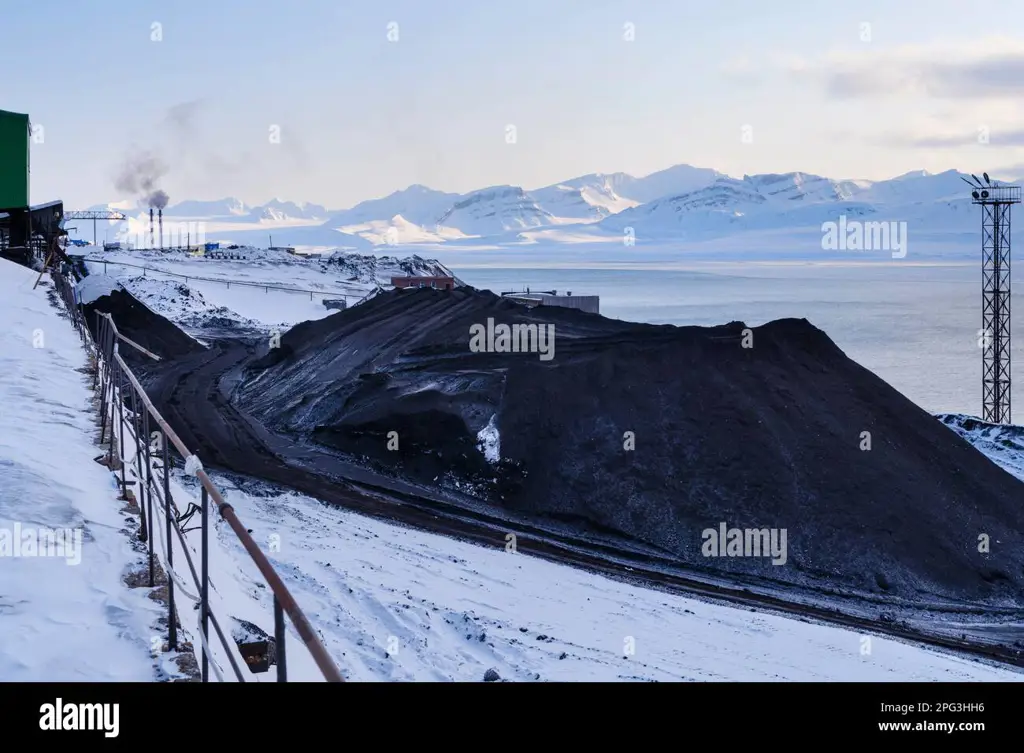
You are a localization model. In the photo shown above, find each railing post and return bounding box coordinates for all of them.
[129,384,148,543]
[117,366,127,494]
[108,357,117,465]
[143,409,155,586]
[98,321,109,443]
[201,486,209,683]
[163,432,177,651]
[274,596,287,682]
[91,312,101,391]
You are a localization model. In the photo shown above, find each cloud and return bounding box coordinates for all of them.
[719,55,769,88]
[991,161,1024,179]
[874,127,1024,149]
[278,124,309,169]
[165,99,204,132]
[789,38,1024,100]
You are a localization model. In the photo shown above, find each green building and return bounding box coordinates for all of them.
[0,109,30,210]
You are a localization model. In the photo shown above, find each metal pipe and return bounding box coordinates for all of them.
[115,332,162,361]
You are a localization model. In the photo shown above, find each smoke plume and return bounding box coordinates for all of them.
[115,151,171,208]
[147,189,170,209]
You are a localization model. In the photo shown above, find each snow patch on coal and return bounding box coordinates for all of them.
[118,276,261,331]
[937,413,1024,482]
[235,286,1024,610]
[82,288,208,366]
[75,274,122,305]
[477,414,501,464]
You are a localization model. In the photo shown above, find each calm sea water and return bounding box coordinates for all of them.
[450,262,1021,418]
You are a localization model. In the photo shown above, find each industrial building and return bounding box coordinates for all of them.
[391,275,456,290]
[0,108,64,268]
[502,289,600,315]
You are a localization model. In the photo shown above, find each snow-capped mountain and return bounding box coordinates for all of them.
[599,176,765,231]
[845,169,968,205]
[324,185,464,229]
[743,172,855,203]
[136,198,328,221]
[436,186,555,235]
[162,198,249,217]
[597,169,983,239]
[610,164,727,204]
[83,164,1000,248]
[248,199,328,222]
[531,174,639,221]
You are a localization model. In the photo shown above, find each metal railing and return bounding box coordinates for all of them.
[51,269,344,682]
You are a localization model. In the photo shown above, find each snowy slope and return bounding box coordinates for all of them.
[5,256,1024,681]
[612,163,726,204]
[163,197,249,218]
[0,259,160,681]
[853,169,966,205]
[531,175,638,222]
[937,414,1024,481]
[599,176,769,237]
[437,186,555,236]
[83,247,459,328]
[329,215,466,245]
[744,172,852,202]
[325,185,464,229]
[170,470,1023,682]
[247,199,329,222]
[596,170,986,242]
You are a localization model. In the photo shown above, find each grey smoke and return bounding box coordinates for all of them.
[115,151,167,195]
[147,189,170,209]
[115,151,171,208]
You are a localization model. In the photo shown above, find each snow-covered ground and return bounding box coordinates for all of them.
[5,254,1022,681]
[79,247,455,329]
[0,260,157,681]
[176,473,1023,682]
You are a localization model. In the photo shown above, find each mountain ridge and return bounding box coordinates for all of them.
[85,164,1006,246]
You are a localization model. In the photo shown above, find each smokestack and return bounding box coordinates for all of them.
[149,207,154,248]
[158,209,163,250]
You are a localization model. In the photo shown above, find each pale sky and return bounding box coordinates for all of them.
[6,0,1024,210]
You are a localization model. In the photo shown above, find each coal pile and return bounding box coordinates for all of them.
[236,287,1024,608]
[83,289,206,367]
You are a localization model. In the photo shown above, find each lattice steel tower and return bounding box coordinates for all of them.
[965,174,1020,424]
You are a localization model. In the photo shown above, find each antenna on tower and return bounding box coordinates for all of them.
[970,175,1021,424]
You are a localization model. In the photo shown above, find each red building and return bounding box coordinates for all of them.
[391,275,455,290]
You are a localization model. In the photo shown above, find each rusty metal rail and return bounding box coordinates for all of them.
[52,269,344,682]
